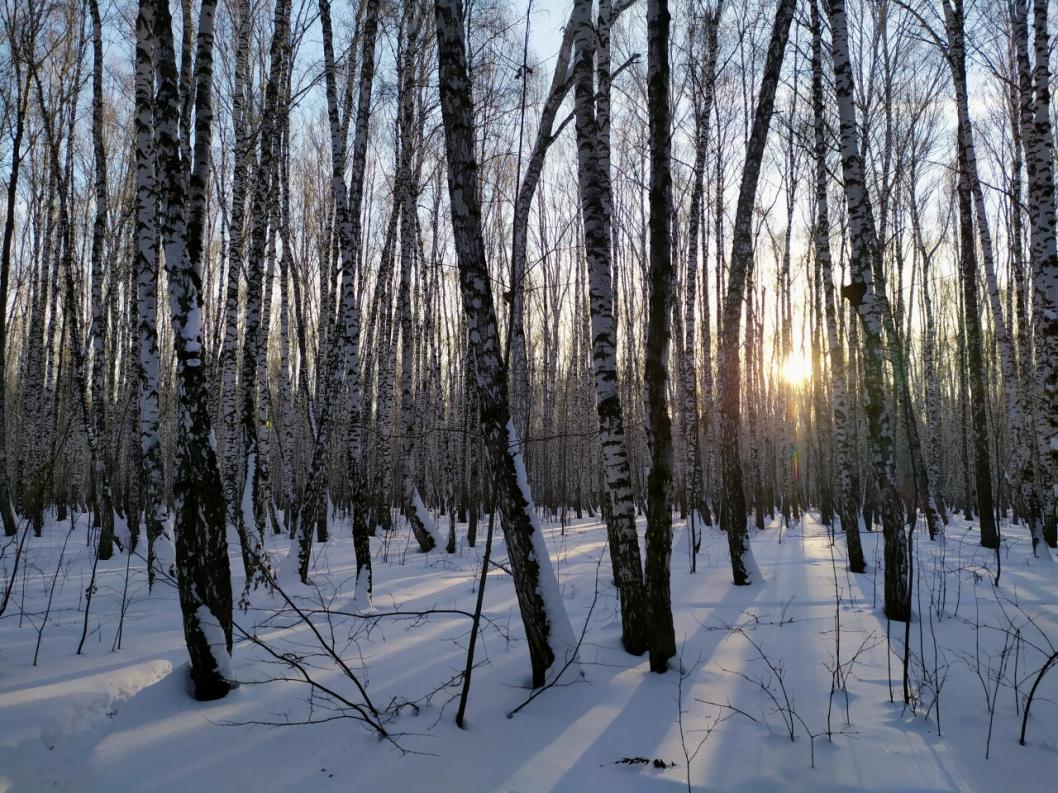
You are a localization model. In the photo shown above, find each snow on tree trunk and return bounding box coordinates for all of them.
[151,0,235,700]
[434,0,577,688]
[235,0,290,591]
[397,7,441,554]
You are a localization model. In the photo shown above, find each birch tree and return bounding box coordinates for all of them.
[434,0,576,688]
[810,0,864,572]
[827,0,911,621]
[570,0,648,657]
[642,0,677,673]
[151,0,234,700]
[133,0,166,587]
[717,0,796,586]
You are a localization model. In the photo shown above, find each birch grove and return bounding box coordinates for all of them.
[3,0,1058,704]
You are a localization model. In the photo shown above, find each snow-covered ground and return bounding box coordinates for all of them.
[2,509,1056,792]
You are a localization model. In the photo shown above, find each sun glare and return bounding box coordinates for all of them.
[780,350,812,386]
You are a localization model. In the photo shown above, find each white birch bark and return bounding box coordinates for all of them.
[434,0,576,687]
[810,0,864,571]
[570,0,649,656]
[134,2,167,587]
[151,0,235,699]
[827,0,910,620]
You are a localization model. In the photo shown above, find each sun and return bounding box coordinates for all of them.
[780,349,812,386]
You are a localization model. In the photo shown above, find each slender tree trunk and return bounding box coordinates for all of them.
[397,7,440,553]
[810,0,864,571]
[434,0,577,688]
[89,0,114,560]
[134,3,166,588]
[151,0,235,700]
[642,0,678,673]
[681,2,722,553]
[570,0,648,656]
[219,0,252,568]
[0,25,29,538]
[718,0,796,585]
[292,0,379,592]
[828,0,910,621]
[237,0,291,589]
[941,1,999,549]
[1028,0,1058,545]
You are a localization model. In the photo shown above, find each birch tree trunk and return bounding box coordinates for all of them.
[681,2,722,557]
[940,0,1000,549]
[151,0,235,700]
[89,0,114,560]
[810,0,864,572]
[717,0,796,585]
[1028,0,1058,546]
[570,0,648,657]
[290,0,379,591]
[134,2,167,588]
[827,0,910,621]
[0,12,31,537]
[908,157,946,541]
[219,0,251,561]
[434,0,577,688]
[237,0,291,589]
[397,6,441,553]
[642,0,678,673]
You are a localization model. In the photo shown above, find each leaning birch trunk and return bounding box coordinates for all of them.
[810,0,864,572]
[717,0,796,585]
[151,0,235,700]
[508,0,637,440]
[570,0,648,656]
[434,0,577,688]
[509,21,575,439]
[828,0,910,621]
[134,4,167,588]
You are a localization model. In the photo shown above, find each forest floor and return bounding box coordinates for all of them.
[2,506,1057,792]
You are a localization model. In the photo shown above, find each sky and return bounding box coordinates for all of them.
[520,0,574,72]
